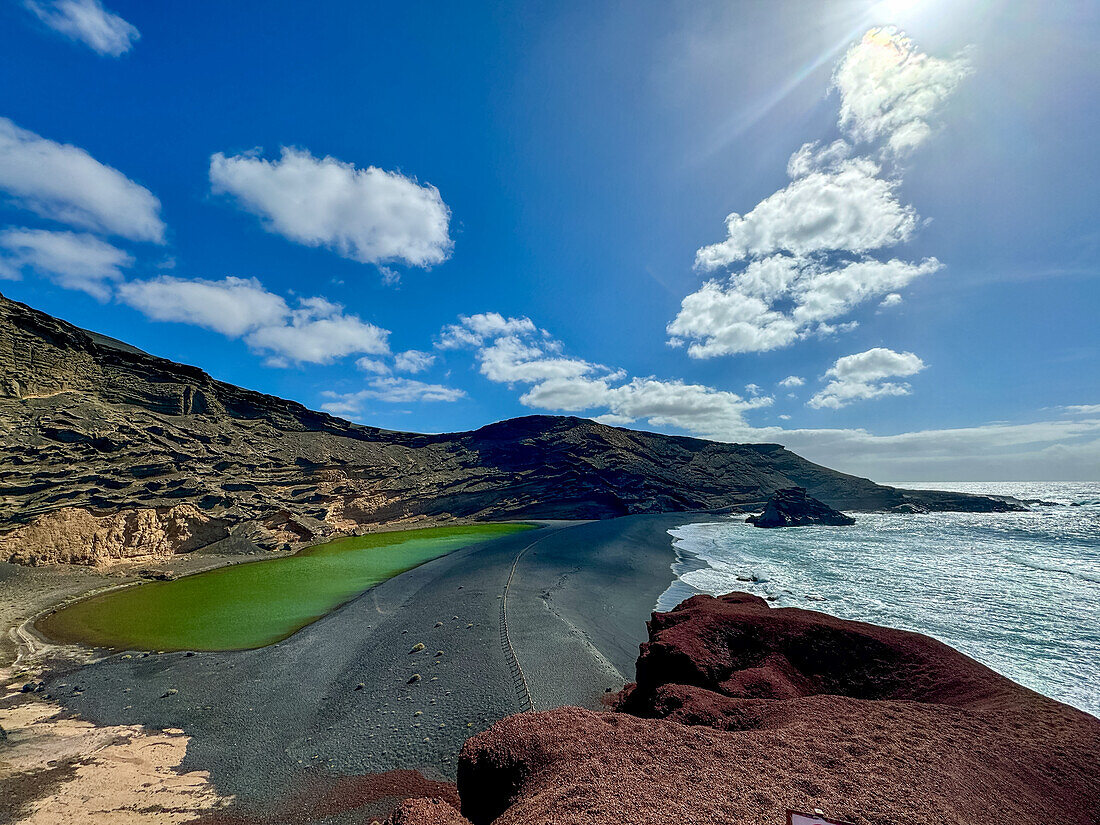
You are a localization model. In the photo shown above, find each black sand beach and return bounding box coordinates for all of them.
[42,513,709,813]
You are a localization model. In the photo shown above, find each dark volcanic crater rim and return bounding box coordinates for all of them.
[0,290,1021,566]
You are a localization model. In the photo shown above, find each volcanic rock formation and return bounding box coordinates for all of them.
[416,593,1099,825]
[0,292,1019,565]
[746,486,857,528]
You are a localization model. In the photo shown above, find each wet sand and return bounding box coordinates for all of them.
[4,514,704,822]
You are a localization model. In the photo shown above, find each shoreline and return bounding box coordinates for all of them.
[0,550,302,683]
[655,520,724,612]
[2,508,1096,823]
[1,513,697,822]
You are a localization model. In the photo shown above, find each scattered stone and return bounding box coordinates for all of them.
[408,674,422,684]
[411,642,425,653]
[161,688,178,698]
[355,682,365,690]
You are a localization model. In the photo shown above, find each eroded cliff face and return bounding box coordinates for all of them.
[0,292,1020,566]
[0,505,231,566]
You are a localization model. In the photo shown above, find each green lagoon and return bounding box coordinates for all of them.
[38,522,535,652]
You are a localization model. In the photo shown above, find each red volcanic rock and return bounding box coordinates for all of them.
[453,593,1100,825]
[388,797,471,825]
[197,769,461,825]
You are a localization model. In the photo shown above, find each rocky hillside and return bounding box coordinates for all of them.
[0,292,1016,565]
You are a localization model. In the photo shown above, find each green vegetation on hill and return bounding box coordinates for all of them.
[38,523,535,651]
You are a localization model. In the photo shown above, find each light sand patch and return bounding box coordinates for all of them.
[0,695,231,824]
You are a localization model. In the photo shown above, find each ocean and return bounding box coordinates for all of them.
[658,481,1100,717]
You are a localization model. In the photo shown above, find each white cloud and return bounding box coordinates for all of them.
[694,159,916,269]
[778,375,804,388]
[209,148,452,268]
[318,394,366,418]
[443,312,1098,480]
[0,228,130,299]
[477,335,599,385]
[591,413,635,427]
[518,374,772,439]
[320,378,465,415]
[879,292,903,307]
[25,0,139,57]
[0,118,164,242]
[518,375,612,412]
[437,313,538,349]
[364,377,465,403]
[355,357,391,375]
[744,383,762,396]
[669,256,939,357]
[786,140,851,179]
[833,27,971,155]
[243,297,389,365]
[771,417,1100,482]
[394,349,435,373]
[667,277,800,356]
[790,257,939,325]
[118,275,389,365]
[677,28,970,361]
[808,347,925,409]
[442,311,770,440]
[117,275,288,337]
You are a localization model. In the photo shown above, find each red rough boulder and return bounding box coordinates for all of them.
[450,592,1100,825]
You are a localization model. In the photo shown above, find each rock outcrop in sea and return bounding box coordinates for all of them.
[395,593,1100,825]
[746,486,856,527]
[0,292,1020,566]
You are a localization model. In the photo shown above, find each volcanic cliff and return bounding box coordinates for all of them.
[0,292,1016,565]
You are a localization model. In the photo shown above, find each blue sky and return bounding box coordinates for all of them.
[1,0,1097,480]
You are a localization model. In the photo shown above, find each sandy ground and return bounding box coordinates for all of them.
[0,514,706,823]
[0,692,231,824]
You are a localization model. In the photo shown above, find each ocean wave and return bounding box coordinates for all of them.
[1007,554,1100,584]
[659,490,1100,717]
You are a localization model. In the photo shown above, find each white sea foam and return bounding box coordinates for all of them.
[659,482,1100,717]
